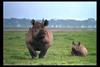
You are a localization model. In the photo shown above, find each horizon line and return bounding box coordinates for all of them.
[3,17,96,21]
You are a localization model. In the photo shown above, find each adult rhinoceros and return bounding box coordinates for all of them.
[25,19,53,59]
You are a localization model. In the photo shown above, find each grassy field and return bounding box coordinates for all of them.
[3,30,96,65]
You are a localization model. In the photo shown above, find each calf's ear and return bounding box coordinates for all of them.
[44,19,48,26]
[72,41,75,45]
[31,19,35,25]
[78,42,80,46]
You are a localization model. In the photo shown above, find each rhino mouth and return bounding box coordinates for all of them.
[38,35,45,39]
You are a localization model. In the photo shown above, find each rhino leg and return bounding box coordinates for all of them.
[27,43,37,59]
[28,48,37,59]
[39,45,48,58]
[39,48,47,58]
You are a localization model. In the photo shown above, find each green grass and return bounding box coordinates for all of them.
[3,30,96,65]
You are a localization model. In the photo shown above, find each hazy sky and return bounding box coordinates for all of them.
[3,2,96,20]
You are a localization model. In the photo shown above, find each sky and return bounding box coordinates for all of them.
[3,2,97,20]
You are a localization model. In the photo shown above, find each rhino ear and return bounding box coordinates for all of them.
[78,42,80,46]
[72,41,75,45]
[31,19,35,25]
[44,19,48,26]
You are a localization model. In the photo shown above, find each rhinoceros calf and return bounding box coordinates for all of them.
[71,41,88,56]
[25,19,53,59]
